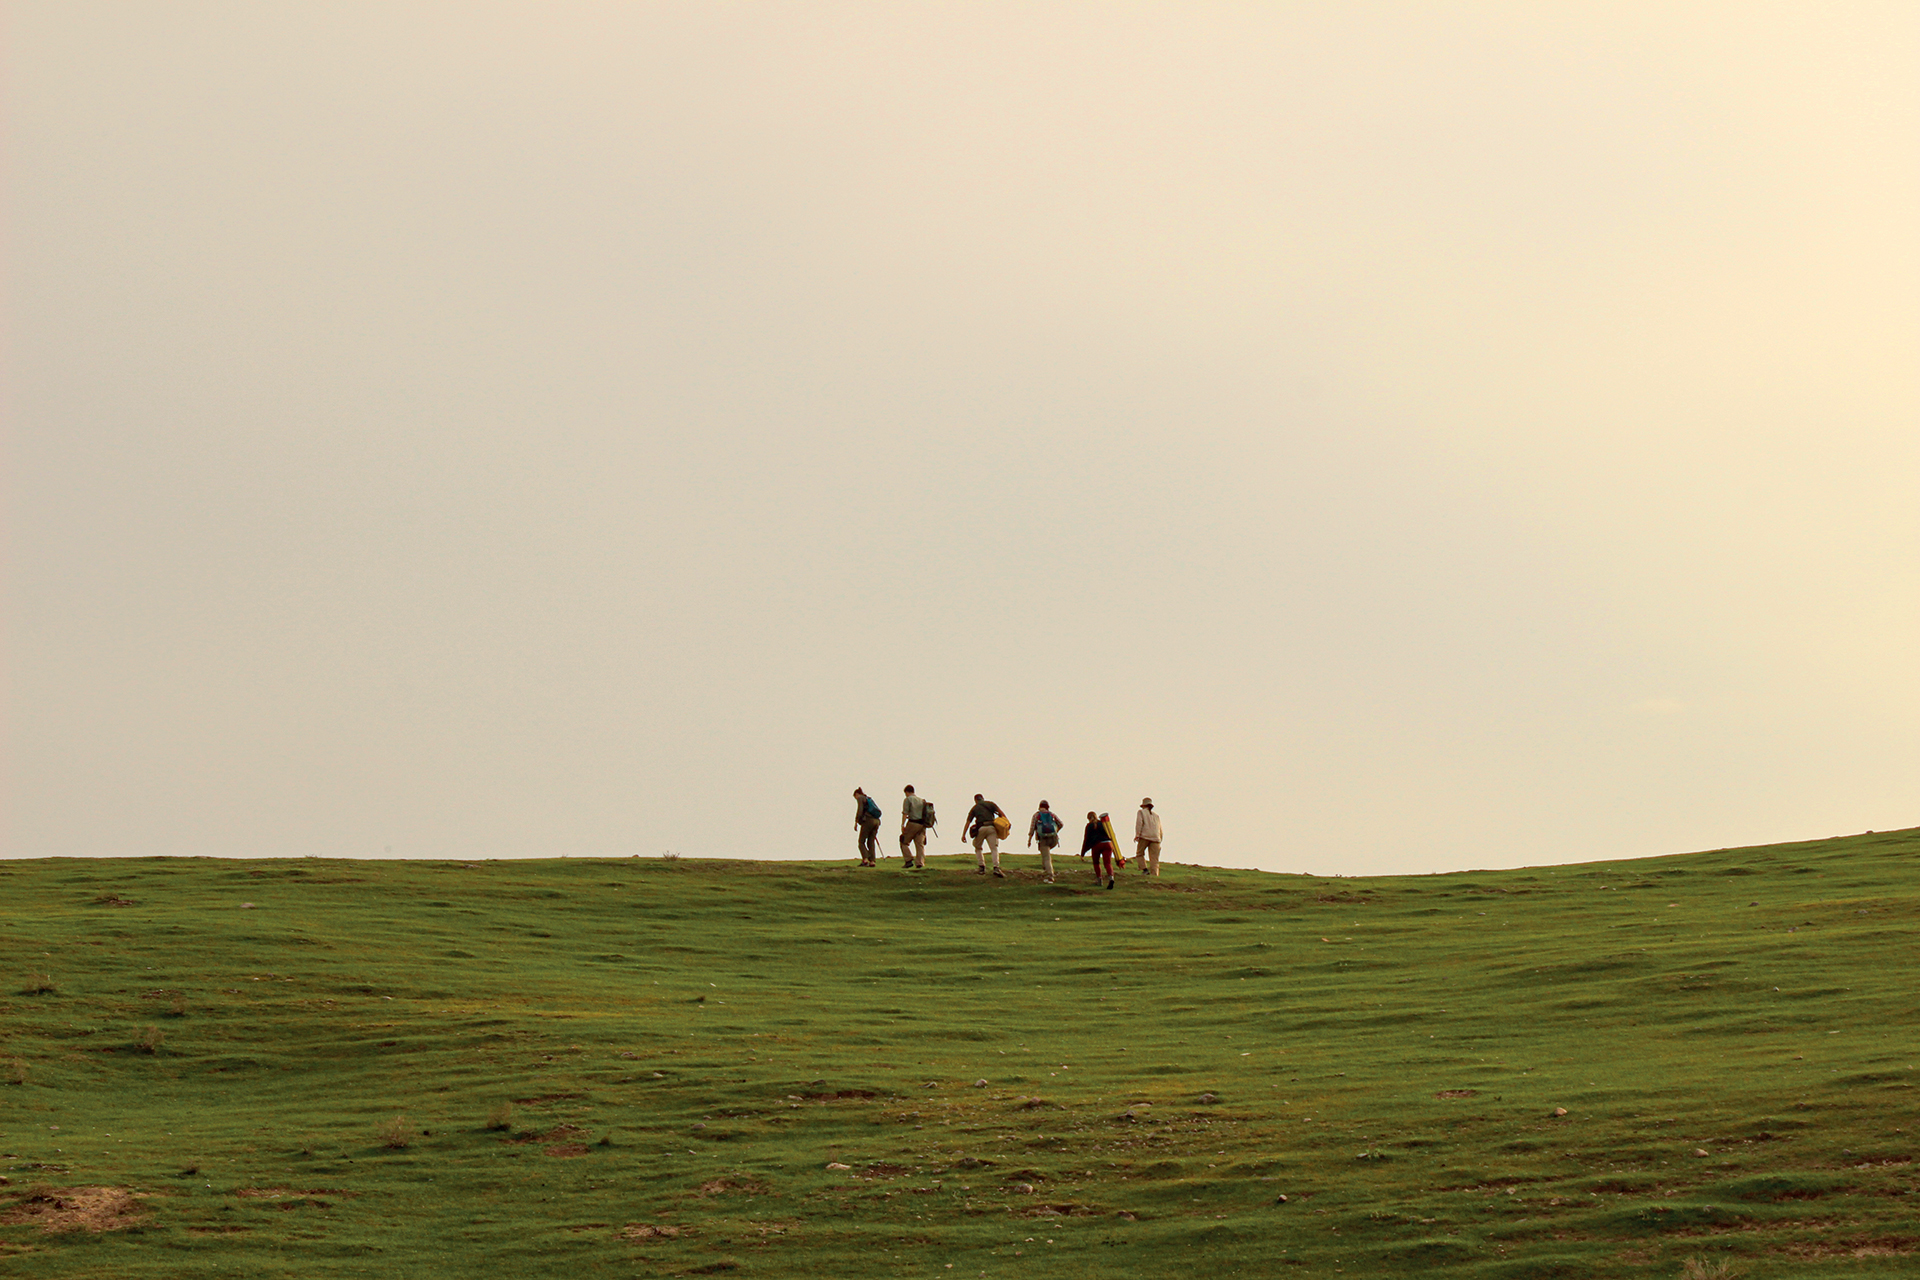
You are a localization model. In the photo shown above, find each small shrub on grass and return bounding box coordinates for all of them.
[484,1102,514,1131]
[5,1061,26,1086]
[1681,1257,1746,1280]
[135,1026,164,1055]
[166,993,186,1017]
[375,1115,414,1149]
[21,974,56,996]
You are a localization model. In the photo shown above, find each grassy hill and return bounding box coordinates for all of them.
[2,830,1916,1278]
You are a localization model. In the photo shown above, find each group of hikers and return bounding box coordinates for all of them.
[850,785,1165,889]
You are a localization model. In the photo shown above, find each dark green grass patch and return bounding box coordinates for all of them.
[2,833,1918,1276]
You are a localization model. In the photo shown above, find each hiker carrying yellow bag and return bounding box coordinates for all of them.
[965,794,1010,878]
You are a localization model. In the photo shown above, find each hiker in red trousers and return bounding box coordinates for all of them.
[1082,811,1116,889]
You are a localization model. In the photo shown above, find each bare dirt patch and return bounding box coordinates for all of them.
[860,1163,911,1178]
[531,1122,591,1157]
[1435,1089,1480,1099]
[1,1186,147,1233]
[621,1223,684,1239]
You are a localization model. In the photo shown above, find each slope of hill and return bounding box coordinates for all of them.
[2,831,1916,1277]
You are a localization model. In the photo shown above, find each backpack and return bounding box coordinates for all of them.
[920,800,937,828]
[1035,811,1059,836]
[861,795,882,821]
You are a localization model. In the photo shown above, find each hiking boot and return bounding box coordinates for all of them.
[1106,878,1116,890]
[992,867,1005,878]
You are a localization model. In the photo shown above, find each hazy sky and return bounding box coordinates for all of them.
[7,4,1916,873]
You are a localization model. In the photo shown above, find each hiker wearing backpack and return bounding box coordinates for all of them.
[964,794,1009,878]
[1027,801,1063,882]
[852,788,883,866]
[1082,811,1116,889]
[1134,798,1164,876]
[899,786,933,870]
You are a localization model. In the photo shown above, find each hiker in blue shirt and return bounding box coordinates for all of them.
[852,788,883,866]
[1027,800,1063,883]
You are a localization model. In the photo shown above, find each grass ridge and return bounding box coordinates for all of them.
[1,830,1916,1275]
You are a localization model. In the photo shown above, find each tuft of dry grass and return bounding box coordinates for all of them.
[20,974,56,996]
[4,1061,26,1086]
[484,1102,514,1131]
[1681,1257,1746,1280]
[167,993,187,1017]
[135,1026,164,1055]
[374,1115,415,1149]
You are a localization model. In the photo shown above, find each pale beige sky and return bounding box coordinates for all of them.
[7,4,1916,872]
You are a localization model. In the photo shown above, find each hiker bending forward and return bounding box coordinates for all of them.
[1083,811,1116,888]
[965,794,1008,877]
[853,788,882,866]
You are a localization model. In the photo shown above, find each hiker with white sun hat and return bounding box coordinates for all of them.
[1134,798,1163,876]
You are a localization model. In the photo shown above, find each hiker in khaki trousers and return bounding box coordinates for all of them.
[965,794,1008,878]
[899,785,931,869]
[1134,798,1163,876]
[1027,800,1063,883]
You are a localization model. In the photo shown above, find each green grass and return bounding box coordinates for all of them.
[2,831,1917,1277]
